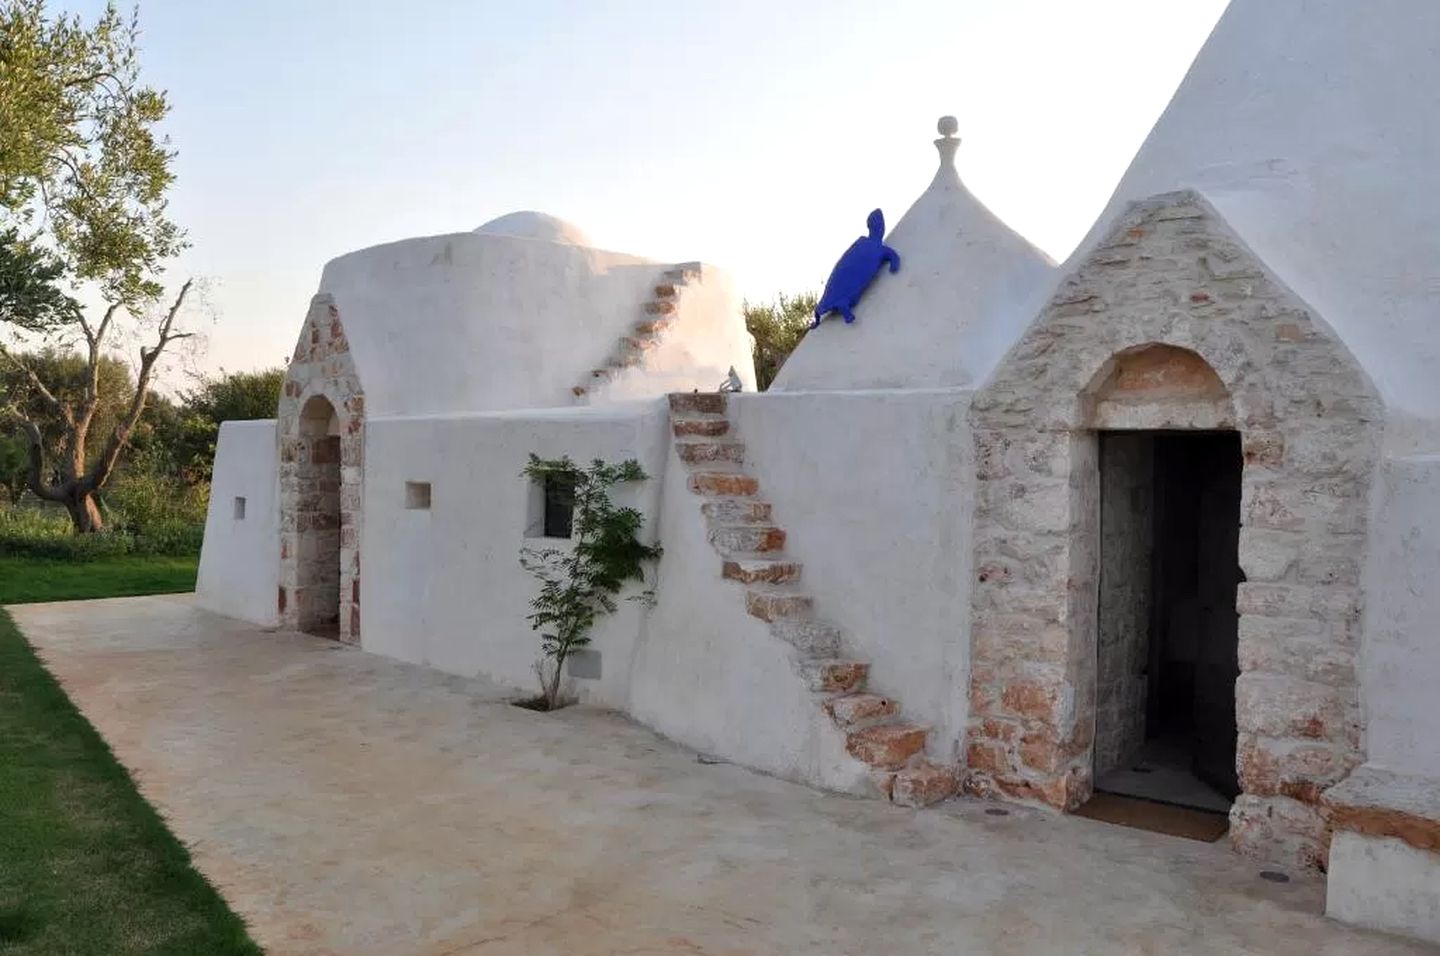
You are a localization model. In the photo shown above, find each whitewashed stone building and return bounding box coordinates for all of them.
[198,0,1440,944]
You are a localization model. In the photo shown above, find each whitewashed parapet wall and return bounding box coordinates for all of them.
[358,401,669,708]
[195,420,279,626]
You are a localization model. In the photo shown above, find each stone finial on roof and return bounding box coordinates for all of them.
[935,115,960,168]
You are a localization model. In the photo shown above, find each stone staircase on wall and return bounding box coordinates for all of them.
[667,391,959,808]
[572,264,703,405]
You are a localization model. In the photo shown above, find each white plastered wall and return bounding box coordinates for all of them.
[1358,456,1440,780]
[625,434,873,793]
[319,233,748,415]
[195,420,280,627]
[319,233,653,416]
[725,388,976,759]
[592,266,756,402]
[1328,833,1440,945]
[358,401,669,707]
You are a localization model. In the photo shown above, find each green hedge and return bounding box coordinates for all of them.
[0,506,203,561]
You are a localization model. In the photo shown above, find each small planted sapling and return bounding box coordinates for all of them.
[519,455,662,710]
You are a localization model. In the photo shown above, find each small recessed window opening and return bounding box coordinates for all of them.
[233,496,247,520]
[542,472,576,539]
[405,481,432,510]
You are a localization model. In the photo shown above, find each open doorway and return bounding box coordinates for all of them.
[295,395,342,639]
[1092,430,1242,816]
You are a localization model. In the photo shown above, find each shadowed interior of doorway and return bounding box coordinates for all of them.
[1091,430,1242,821]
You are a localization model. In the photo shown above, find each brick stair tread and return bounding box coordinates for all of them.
[890,759,960,808]
[823,692,900,727]
[700,498,772,522]
[845,722,929,771]
[798,658,870,692]
[767,617,837,654]
[687,464,748,479]
[675,436,742,446]
[720,551,794,563]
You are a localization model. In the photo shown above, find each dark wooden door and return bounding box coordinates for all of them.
[1191,433,1242,798]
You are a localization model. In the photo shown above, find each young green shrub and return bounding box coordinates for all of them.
[519,455,662,711]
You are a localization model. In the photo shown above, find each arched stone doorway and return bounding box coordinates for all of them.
[278,294,365,643]
[291,395,342,637]
[963,191,1383,868]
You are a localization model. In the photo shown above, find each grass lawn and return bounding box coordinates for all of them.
[0,554,198,606]
[0,557,259,954]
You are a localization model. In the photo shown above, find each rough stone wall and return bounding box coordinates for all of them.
[965,190,1383,869]
[1094,434,1153,777]
[278,295,365,644]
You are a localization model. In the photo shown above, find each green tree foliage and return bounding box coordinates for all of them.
[519,455,662,710]
[0,0,183,310]
[133,367,283,484]
[0,346,134,470]
[0,227,76,330]
[744,290,816,391]
[0,431,24,502]
[0,1,192,532]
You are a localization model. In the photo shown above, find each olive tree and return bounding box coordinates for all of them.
[0,1,193,532]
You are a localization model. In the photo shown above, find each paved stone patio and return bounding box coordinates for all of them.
[9,595,1431,955]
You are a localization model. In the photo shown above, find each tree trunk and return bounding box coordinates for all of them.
[545,653,565,711]
[65,493,104,534]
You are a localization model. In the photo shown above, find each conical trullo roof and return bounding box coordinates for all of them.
[1060,0,1440,423]
[772,118,1054,392]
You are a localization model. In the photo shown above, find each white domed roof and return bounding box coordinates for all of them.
[473,211,593,246]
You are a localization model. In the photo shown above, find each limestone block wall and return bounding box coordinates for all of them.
[1094,433,1152,776]
[965,190,1383,869]
[277,295,365,643]
[195,420,280,627]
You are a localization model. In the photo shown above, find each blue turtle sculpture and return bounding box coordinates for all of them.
[812,208,900,327]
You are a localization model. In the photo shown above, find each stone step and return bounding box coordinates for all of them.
[621,334,661,353]
[687,471,758,496]
[677,439,744,465]
[672,415,729,438]
[799,658,869,693]
[710,524,785,554]
[571,385,588,398]
[722,555,801,585]
[769,618,841,656]
[890,759,959,808]
[666,262,702,281]
[633,317,674,336]
[846,723,929,771]
[700,497,770,523]
[823,693,899,727]
[654,282,678,299]
[644,299,678,316]
[669,392,726,415]
[744,587,813,622]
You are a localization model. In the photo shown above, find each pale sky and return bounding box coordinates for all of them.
[64,0,1229,381]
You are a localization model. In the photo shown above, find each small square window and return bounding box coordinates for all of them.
[405,481,432,510]
[542,473,576,538]
[233,496,247,520]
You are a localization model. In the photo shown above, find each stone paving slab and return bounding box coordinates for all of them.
[9,595,1432,955]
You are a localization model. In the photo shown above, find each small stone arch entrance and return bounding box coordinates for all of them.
[278,294,365,643]
[963,191,1383,867]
